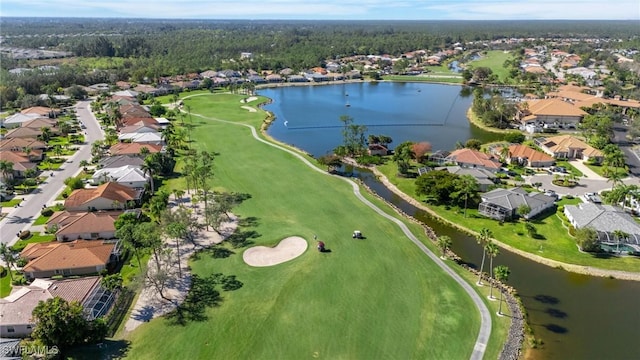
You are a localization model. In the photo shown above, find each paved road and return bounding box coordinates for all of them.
[0,100,103,246]
[187,102,492,360]
[612,124,640,177]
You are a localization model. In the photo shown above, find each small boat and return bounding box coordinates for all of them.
[345,102,351,107]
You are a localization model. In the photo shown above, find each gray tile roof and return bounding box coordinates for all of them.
[481,187,555,211]
[435,166,495,186]
[564,203,640,237]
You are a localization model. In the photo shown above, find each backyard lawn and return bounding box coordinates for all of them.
[125,93,505,359]
[377,162,640,272]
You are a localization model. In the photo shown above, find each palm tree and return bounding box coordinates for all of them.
[0,243,15,281]
[476,228,492,286]
[612,229,628,253]
[437,235,452,260]
[0,160,14,182]
[79,160,89,172]
[455,175,478,218]
[499,146,511,164]
[23,146,32,161]
[141,161,157,195]
[39,127,52,143]
[486,242,500,300]
[607,170,625,189]
[494,265,511,316]
[139,146,151,158]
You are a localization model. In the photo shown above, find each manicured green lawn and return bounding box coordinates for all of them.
[377,162,640,272]
[468,50,513,82]
[1,198,22,207]
[33,214,51,225]
[10,232,56,252]
[0,272,11,297]
[585,163,628,178]
[125,93,496,359]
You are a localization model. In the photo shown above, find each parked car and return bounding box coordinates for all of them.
[544,190,559,200]
[585,192,602,204]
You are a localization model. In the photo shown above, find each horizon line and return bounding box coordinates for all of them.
[1,16,639,21]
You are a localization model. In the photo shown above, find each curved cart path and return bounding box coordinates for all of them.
[182,94,491,360]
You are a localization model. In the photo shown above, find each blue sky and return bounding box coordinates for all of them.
[2,0,639,20]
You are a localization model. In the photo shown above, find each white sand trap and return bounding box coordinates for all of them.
[241,105,257,112]
[243,236,308,267]
[242,96,258,103]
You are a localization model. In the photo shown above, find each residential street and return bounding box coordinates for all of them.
[612,124,640,177]
[0,100,103,246]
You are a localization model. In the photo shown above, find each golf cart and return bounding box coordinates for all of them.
[352,230,363,239]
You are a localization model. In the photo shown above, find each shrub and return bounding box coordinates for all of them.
[0,266,6,277]
[62,192,69,199]
[16,257,28,267]
[41,208,54,217]
[11,275,27,285]
[19,230,31,240]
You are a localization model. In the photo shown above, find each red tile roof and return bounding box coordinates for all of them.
[47,210,123,237]
[109,142,162,156]
[505,144,554,163]
[446,148,502,170]
[65,182,138,209]
[21,240,115,273]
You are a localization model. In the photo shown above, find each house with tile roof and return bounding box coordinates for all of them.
[478,187,556,221]
[119,117,159,128]
[20,240,119,279]
[4,126,45,139]
[564,203,640,246]
[98,155,145,169]
[445,148,502,172]
[117,131,164,145]
[0,151,37,180]
[518,98,587,132]
[0,277,114,337]
[0,138,47,161]
[92,165,150,188]
[434,166,497,192]
[21,118,57,130]
[20,106,58,117]
[494,144,555,167]
[536,135,603,162]
[1,113,42,128]
[46,210,123,241]
[64,182,141,211]
[109,142,163,156]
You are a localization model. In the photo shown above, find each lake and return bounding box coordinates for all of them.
[262,81,500,157]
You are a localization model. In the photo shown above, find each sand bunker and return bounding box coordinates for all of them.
[241,105,257,112]
[242,96,258,103]
[243,236,308,267]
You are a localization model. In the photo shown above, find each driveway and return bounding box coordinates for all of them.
[525,173,640,197]
[0,100,104,246]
